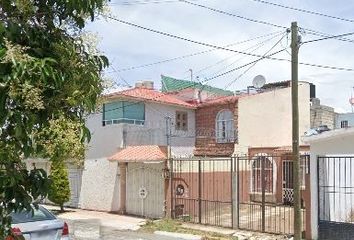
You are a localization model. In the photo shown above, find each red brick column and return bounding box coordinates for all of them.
[304,173,312,239]
[119,162,127,214]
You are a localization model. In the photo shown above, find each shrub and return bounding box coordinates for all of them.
[48,161,70,212]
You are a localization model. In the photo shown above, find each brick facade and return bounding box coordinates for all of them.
[194,99,238,157]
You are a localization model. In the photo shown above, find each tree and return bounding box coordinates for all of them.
[0,0,109,237]
[48,160,70,212]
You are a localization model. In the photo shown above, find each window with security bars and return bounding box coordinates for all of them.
[341,120,349,128]
[215,110,235,143]
[252,157,273,193]
[175,111,188,131]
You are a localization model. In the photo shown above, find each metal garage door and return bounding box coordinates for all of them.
[66,168,82,208]
[126,163,165,218]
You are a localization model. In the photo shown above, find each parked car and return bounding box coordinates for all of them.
[7,205,69,240]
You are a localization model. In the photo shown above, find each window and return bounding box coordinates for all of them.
[102,101,145,126]
[176,111,188,131]
[251,156,274,193]
[341,120,349,128]
[215,110,235,143]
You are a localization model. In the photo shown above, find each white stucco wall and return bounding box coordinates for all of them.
[80,101,196,212]
[86,113,124,159]
[235,83,311,154]
[79,158,120,211]
[304,128,354,239]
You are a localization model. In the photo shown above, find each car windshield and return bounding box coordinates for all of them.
[11,206,56,224]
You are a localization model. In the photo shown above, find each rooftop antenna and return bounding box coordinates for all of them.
[350,86,354,112]
[189,69,193,81]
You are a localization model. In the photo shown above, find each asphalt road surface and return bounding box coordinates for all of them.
[68,221,182,240]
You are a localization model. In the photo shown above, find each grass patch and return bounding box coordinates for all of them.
[140,218,237,240]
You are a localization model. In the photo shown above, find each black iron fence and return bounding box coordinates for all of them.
[236,154,308,235]
[171,157,233,227]
[171,154,309,235]
[318,156,354,240]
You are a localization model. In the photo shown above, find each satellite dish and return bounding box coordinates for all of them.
[253,75,266,88]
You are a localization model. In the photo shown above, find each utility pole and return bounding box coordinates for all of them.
[165,116,173,217]
[291,21,301,240]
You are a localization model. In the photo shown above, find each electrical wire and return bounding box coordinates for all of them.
[101,48,287,114]
[249,0,354,24]
[206,32,282,77]
[116,30,284,72]
[224,32,288,89]
[179,0,354,44]
[302,31,354,44]
[104,14,354,72]
[193,32,284,77]
[108,0,197,6]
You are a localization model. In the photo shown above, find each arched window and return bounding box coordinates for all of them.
[215,110,235,143]
[251,155,276,193]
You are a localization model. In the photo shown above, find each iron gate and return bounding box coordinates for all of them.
[318,156,354,240]
[236,154,308,235]
[171,158,233,227]
[171,155,308,235]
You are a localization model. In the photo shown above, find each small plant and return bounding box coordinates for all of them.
[48,160,70,212]
[347,209,354,222]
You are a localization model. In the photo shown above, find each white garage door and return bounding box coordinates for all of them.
[126,163,165,218]
[65,168,82,208]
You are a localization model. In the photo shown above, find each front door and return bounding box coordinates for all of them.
[126,163,165,218]
[282,160,294,205]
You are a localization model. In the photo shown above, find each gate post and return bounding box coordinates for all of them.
[232,156,239,229]
[198,159,202,224]
[118,162,127,214]
[261,157,266,232]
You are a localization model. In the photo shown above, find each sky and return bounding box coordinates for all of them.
[86,0,354,113]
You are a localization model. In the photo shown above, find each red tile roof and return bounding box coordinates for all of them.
[108,145,167,162]
[198,96,239,107]
[105,87,196,109]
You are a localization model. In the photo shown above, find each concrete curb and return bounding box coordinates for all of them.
[154,231,202,240]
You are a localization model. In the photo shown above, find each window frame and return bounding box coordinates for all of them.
[102,100,145,126]
[215,109,235,143]
[175,111,188,131]
[250,154,277,194]
[341,120,349,128]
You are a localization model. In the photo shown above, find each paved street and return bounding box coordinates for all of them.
[69,223,181,240]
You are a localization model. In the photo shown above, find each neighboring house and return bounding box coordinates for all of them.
[25,159,83,208]
[194,96,238,157]
[79,81,196,216]
[161,75,234,103]
[235,81,313,205]
[310,98,336,130]
[335,112,354,129]
[304,128,354,240]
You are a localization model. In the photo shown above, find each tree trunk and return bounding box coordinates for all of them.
[60,204,64,213]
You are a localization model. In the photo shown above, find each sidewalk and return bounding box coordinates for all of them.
[44,205,146,231]
[44,205,290,240]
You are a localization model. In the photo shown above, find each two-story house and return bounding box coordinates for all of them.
[79,81,197,217]
[335,112,354,129]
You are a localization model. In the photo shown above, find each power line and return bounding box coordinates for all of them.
[108,0,196,6]
[302,31,354,44]
[205,32,283,78]
[104,14,354,72]
[249,0,354,24]
[179,0,354,44]
[193,32,283,77]
[101,48,288,114]
[224,32,288,89]
[179,0,286,29]
[116,30,284,72]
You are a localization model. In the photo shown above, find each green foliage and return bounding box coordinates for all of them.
[48,161,70,212]
[0,0,109,237]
